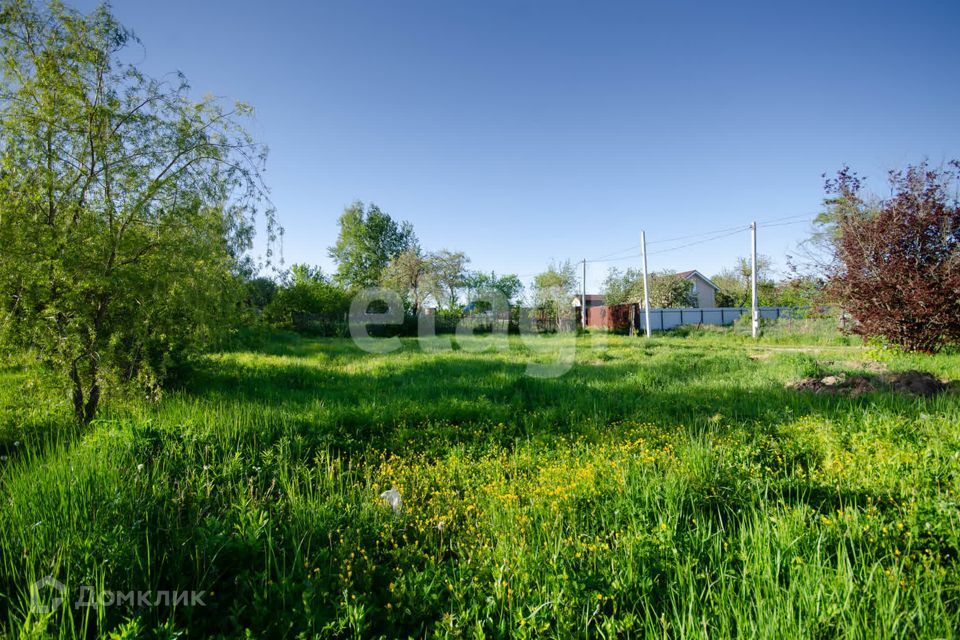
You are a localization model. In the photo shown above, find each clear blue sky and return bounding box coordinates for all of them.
[77,0,960,292]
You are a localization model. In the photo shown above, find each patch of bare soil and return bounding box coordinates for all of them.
[788,370,948,397]
[789,373,877,396]
[886,371,948,396]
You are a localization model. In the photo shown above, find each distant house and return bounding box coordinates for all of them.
[674,270,720,308]
[571,294,606,310]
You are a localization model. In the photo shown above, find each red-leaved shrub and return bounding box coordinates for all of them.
[827,161,960,353]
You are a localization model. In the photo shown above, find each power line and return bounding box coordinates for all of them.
[585,253,643,264]
[583,213,815,264]
[647,227,748,256]
[591,243,642,261]
[757,219,811,229]
[588,224,743,261]
[513,212,816,280]
[646,223,748,245]
[585,226,749,264]
[757,212,816,224]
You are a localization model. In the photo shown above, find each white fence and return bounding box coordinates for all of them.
[638,306,797,331]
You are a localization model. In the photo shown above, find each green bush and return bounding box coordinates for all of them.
[262,280,349,335]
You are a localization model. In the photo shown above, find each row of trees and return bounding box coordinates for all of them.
[330,202,525,312]
[379,248,523,316]
[248,201,526,333]
[329,201,525,311]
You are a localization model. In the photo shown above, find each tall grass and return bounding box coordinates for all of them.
[0,332,958,637]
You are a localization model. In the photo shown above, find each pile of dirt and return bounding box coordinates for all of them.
[886,371,948,396]
[789,373,877,396]
[788,370,948,397]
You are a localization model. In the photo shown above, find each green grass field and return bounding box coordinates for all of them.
[1,330,959,638]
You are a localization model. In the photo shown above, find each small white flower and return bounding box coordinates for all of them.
[13,441,19,447]
[0,455,7,462]
[202,465,210,472]
[435,520,446,532]
[136,463,145,472]
[380,488,402,515]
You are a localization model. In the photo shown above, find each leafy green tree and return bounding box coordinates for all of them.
[380,247,433,316]
[464,271,524,309]
[490,273,523,306]
[262,265,347,332]
[601,267,644,305]
[603,268,696,307]
[0,1,275,423]
[712,256,776,307]
[647,271,697,308]
[775,276,823,308]
[328,202,416,290]
[790,167,879,278]
[532,260,578,331]
[285,263,327,286]
[244,276,278,310]
[430,249,470,311]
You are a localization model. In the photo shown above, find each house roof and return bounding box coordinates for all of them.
[674,270,720,291]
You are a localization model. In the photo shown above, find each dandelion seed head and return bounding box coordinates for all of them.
[380,487,402,514]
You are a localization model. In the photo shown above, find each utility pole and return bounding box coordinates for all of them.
[750,221,759,339]
[641,231,652,338]
[581,259,587,330]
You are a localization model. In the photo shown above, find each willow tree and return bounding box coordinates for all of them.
[0,1,276,423]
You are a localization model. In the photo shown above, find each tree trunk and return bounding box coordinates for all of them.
[69,359,100,425]
[84,378,100,425]
[69,362,85,424]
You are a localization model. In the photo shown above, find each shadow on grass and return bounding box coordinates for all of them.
[167,337,944,458]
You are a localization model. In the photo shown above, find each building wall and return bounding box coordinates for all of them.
[586,304,633,332]
[688,274,716,308]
